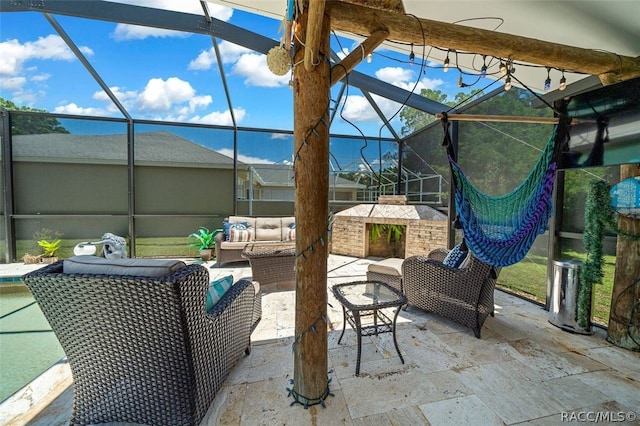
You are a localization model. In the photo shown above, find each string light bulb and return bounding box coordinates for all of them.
[499,61,507,76]
[443,51,450,72]
[559,70,567,91]
[409,44,415,65]
[544,67,551,91]
[480,55,487,77]
[504,75,512,91]
[366,53,372,63]
[457,72,464,88]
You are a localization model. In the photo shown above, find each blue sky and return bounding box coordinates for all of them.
[0,0,471,164]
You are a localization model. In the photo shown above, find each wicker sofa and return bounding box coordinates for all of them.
[23,257,260,426]
[215,215,295,266]
[402,248,499,338]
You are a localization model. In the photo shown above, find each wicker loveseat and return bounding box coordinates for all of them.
[215,215,295,266]
[402,248,499,338]
[23,257,259,426]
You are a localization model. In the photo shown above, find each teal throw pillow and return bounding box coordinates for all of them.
[206,274,234,311]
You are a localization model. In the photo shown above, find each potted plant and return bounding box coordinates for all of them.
[188,227,222,261]
[38,239,61,264]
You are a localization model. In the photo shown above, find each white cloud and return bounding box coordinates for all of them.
[375,67,413,85]
[270,133,291,140]
[232,53,290,88]
[31,73,51,82]
[137,77,196,111]
[190,43,289,88]
[111,25,191,41]
[374,66,444,93]
[337,47,349,60]
[0,76,26,91]
[188,49,217,71]
[216,147,273,164]
[175,95,213,116]
[0,35,93,76]
[189,107,246,126]
[109,1,232,41]
[93,86,138,104]
[89,80,215,120]
[339,95,379,122]
[52,103,108,116]
[188,41,252,70]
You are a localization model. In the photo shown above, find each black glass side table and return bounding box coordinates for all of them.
[332,280,407,375]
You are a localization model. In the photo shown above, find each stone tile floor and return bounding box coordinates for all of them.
[3,255,639,425]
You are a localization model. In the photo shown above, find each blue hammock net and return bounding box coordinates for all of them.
[449,125,559,267]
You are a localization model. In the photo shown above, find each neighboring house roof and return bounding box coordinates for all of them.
[248,164,365,189]
[12,131,239,168]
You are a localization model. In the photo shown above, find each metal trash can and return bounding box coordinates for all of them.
[549,259,592,334]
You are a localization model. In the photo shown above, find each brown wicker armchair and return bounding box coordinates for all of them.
[402,248,499,338]
[23,260,258,426]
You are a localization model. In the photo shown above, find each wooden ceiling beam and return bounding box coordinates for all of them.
[304,0,327,71]
[326,2,640,84]
[330,29,389,86]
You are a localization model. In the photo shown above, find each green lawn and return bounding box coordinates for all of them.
[497,251,615,327]
[16,237,202,260]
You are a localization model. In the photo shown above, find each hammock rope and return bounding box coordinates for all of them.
[443,113,570,267]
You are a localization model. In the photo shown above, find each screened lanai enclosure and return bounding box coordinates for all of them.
[1,0,640,408]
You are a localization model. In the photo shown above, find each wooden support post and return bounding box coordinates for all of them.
[292,8,331,404]
[303,0,326,72]
[607,163,640,351]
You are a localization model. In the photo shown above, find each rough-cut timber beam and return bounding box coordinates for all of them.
[434,113,582,125]
[304,0,326,71]
[338,0,405,14]
[330,29,389,86]
[326,2,640,84]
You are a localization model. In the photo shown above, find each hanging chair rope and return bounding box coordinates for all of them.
[442,113,570,267]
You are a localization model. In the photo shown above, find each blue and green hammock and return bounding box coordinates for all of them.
[443,114,570,267]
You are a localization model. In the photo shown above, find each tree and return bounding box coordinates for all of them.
[0,98,69,135]
[400,87,555,196]
[398,89,482,135]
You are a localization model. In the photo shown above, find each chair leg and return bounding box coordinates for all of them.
[473,328,481,339]
[245,344,251,355]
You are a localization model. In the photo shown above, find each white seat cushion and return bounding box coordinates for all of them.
[367,258,403,277]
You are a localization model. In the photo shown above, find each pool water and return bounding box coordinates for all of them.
[0,281,65,402]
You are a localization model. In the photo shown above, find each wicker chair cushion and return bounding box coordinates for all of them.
[442,243,468,268]
[63,255,186,277]
[255,217,283,241]
[367,258,403,277]
[206,274,234,311]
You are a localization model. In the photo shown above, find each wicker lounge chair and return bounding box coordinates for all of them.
[23,259,258,426]
[402,248,499,338]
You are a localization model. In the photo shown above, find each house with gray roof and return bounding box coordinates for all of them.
[12,131,237,168]
[241,163,365,202]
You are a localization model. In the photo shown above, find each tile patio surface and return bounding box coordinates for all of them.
[4,255,640,425]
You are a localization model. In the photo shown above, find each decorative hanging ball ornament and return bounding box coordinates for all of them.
[267,45,291,76]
